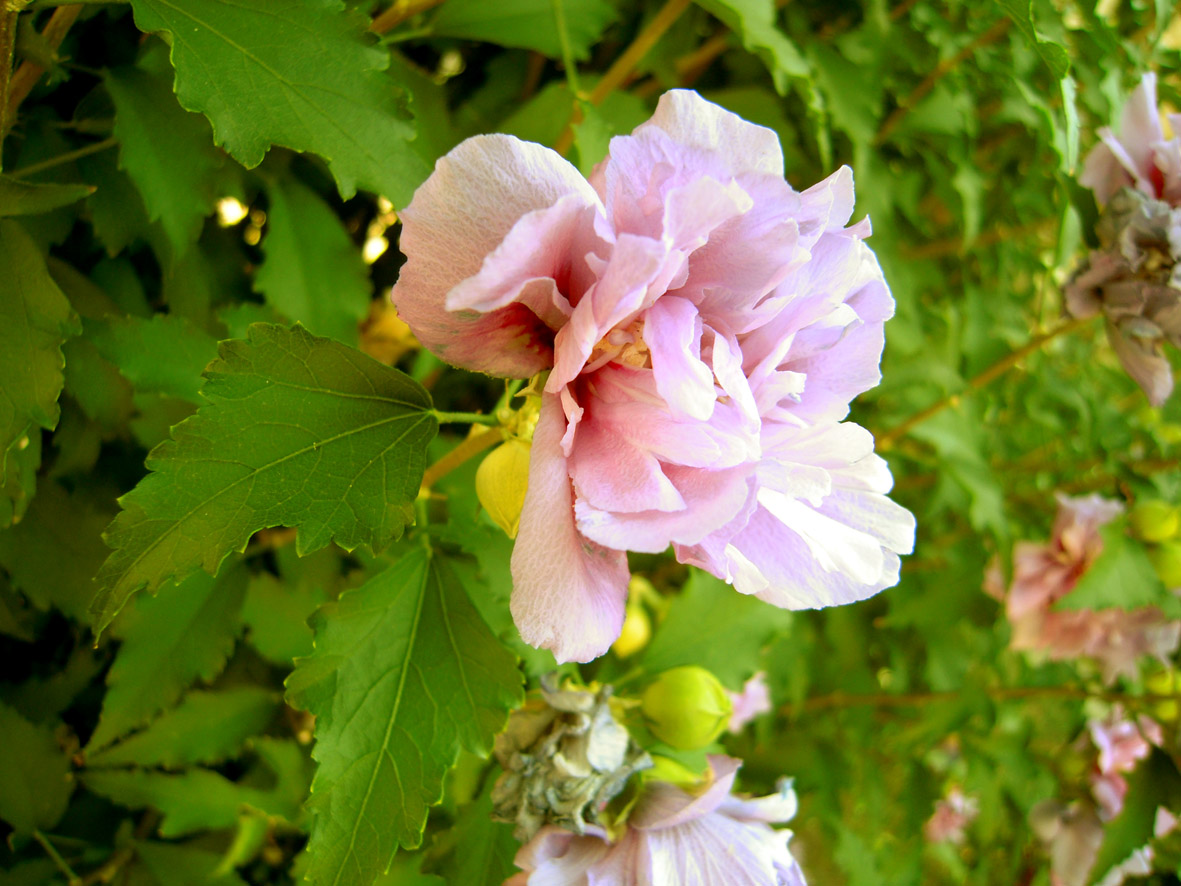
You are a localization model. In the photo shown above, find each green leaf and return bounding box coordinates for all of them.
[241,571,326,665]
[0,430,40,530]
[255,176,371,345]
[0,175,93,217]
[1060,75,1079,174]
[285,546,523,883]
[127,0,431,206]
[437,783,519,886]
[135,842,249,886]
[81,764,296,837]
[995,0,1070,78]
[640,568,793,689]
[86,566,246,753]
[0,702,73,834]
[88,314,219,405]
[86,687,279,769]
[90,323,437,635]
[62,334,136,430]
[1092,750,1181,880]
[0,220,80,469]
[105,65,222,261]
[693,0,809,94]
[1054,519,1170,612]
[0,481,113,622]
[431,0,617,60]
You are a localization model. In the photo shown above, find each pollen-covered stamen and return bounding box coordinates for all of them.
[588,318,652,370]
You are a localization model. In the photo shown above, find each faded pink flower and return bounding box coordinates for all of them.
[728,672,772,732]
[1088,711,1160,820]
[1000,494,1180,683]
[393,90,914,662]
[923,785,978,844]
[1080,73,1181,206]
[1031,800,1105,886]
[505,755,806,886]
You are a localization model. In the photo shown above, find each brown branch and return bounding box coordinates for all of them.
[419,426,503,491]
[785,685,1181,716]
[371,0,447,35]
[874,16,1010,146]
[2,3,81,138]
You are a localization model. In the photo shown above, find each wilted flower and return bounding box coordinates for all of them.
[1030,800,1105,886]
[999,494,1181,683]
[1088,711,1160,820]
[506,755,807,886]
[492,676,651,841]
[1070,73,1181,405]
[923,786,978,844]
[393,89,914,662]
[728,671,772,732]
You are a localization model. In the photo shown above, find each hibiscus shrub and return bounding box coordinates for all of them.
[2,2,1181,886]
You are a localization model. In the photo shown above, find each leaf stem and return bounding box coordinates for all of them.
[371,0,447,34]
[554,0,692,155]
[420,426,504,491]
[2,3,82,140]
[0,2,25,170]
[432,410,500,426]
[8,135,117,177]
[33,830,80,885]
[876,314,1096,451]
[551,0,582,97]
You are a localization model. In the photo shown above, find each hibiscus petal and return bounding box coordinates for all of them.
[645,296,717,420]
[568,412,686,514]
[510,394,631,663]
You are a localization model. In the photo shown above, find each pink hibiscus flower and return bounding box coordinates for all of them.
[506,755,806,886]
[393,90,914,662]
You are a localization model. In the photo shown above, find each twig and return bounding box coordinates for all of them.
[3,3,82,137]
[876,315,1096,451]
[875,16,1010,146]
[7,134,116,177]
[371,0,446,35]
[33,830,80,885]
[784,685,1181,716]
[420,426,503,490]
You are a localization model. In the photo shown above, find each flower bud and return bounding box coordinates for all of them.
[640,666,732,750]
[1149,539,1181,588]
[1130,500,1181,543]
[612,603,651,658]
[476,437,530,539]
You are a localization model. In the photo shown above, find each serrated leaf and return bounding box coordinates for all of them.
[693,0,808,94]
[255,176,370,345]
[89,323,437,635]
[86,687,279,769]
[285,546,523,884]
[431,0,617,60]
[0,702,74,834]
[86,566,246,753]
[0,429,40,529]
[62,334,136,430]
[0,481,113,621]
[1054,519,1168,612]
[1092,750,1181,880]
[81,765,295,837]
[241,571,325,665]
[0,175,93,217]
[127,0,431,206]
[640,568,793,689]
[995,0,1070,78]
[105,65,222,261]
[437,783,519,886]
[88,314,219,405]
[0,219,81,469]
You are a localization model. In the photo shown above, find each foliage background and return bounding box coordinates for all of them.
[2,0,1181,884]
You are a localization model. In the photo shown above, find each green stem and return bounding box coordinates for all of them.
[9,135,117,177]
[0,4,23,170]
[33,830,80,885]
[420,426,504,490]
[551,0,582,97]
[432,410,501,426]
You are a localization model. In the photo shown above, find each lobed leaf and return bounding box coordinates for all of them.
[89,323,437,635]
[0,702,74,834]
[430,0,617,60]
[286,545,523,885]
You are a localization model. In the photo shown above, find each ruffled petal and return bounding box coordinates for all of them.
[645,296,717,420]
[510,394,631,663]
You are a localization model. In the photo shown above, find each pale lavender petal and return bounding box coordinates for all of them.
[727,672,772,732]
[645,296,717,420]
[568,413,686,514]
[632,756,742,829]
[510,394,630,663]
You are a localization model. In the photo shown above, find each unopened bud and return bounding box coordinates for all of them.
[476,438,530,538]
[1149,539,1181,588]
[612,604,651,658]
[1131,500,1181,542]
[640,666,732,750]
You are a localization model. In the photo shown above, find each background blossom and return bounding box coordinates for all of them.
[393,90,914,662]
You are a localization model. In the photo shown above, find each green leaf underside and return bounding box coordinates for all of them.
[86,687,279,769]
[430,0,617,60]
[87,566,246,753]
[0,702,73,834]
[0,175,93,217]
[105,65,222,261]
[126,0,431,206]
[255,176,371,344]
[285,546,523,885]
[89,323,437,635]
[0,220,80,468]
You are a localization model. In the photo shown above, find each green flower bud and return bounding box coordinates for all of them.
[476,438,531,539]
[640,666,732,750]
[1130,500,1181,542]
[1149,539,1181,588]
